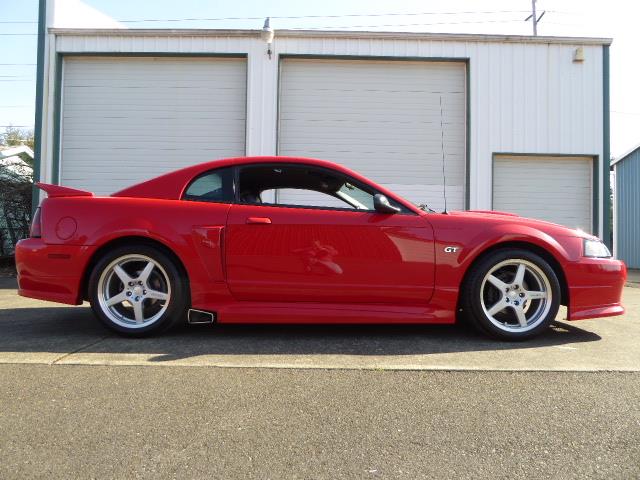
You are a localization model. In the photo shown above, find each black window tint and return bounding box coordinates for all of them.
[183,167,234,203]
[237,163,410,213]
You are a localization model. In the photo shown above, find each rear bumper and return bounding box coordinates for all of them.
[565,258,627,321]
[15,238,96,305]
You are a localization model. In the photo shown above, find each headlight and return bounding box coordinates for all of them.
[583,239,612,258]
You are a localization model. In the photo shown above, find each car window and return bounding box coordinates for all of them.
[183,167,235,203]
[237,164,404,212]
[262,188,350,209]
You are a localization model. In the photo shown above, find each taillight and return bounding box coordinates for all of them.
[30,207,42,238]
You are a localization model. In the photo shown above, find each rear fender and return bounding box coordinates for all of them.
[39,195,233,307]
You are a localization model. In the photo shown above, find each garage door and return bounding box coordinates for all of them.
[493,155,593,231]
[278,58,466,210]
[60,56,246,195]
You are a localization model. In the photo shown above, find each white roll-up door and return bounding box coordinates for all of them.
[493,155,593,231]
[60,56,246,195]
[278,58,466,211]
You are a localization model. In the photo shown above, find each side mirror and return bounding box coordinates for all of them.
[373,194,401,214]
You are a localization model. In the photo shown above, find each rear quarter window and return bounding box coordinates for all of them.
[183,167,235,203]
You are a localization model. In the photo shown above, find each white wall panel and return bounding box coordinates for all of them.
[60,56,246,194]
[278,58,466,211]
[49,31,606,233]
[493,155,593,231]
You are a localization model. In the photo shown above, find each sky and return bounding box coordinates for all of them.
[1,0,639,157]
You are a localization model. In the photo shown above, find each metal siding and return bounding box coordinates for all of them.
[494,155,593,231]
[60,56,246,194]
[616,150,640,268]
[49,34,604,226]
[278,58,466,210]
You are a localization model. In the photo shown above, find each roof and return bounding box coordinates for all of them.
[48,28,613,46]
[0,145,34,160]
[611,143,640,166]
[110,155,423,214]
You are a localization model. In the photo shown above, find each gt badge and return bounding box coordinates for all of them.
[444,246,459,253]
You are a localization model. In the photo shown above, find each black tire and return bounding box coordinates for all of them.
[88,244,189,337]
[460,248,561,341]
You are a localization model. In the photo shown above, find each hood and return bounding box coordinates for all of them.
[447,209,597,240]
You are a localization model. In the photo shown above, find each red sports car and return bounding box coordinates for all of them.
[16,156,626,340]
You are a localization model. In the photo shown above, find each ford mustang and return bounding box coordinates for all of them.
[15,156,626,340]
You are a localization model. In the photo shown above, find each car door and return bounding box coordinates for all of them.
[224,163,435,305]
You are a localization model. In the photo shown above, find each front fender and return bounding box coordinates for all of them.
[426,217,580,311]
[456,224,576,268]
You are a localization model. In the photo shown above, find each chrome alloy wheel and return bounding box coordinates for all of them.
[480,259,552,333]
[97,254,171,329]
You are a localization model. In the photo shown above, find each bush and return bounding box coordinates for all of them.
[0,162,32,256]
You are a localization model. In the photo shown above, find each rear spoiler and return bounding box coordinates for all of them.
[36,182,93,198]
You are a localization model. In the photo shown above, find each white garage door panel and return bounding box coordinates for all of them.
[278,59,466,211]
[493,156,592,231]
[61,56,246,195]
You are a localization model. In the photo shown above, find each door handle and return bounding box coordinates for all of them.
[246,217,272,224]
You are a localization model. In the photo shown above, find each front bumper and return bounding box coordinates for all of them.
[565,257,626,321]
[15,238,96,305]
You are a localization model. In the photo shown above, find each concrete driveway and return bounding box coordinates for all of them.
[1,277,638,372]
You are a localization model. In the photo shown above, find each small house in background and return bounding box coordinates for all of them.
[0,146,34,256]
[613,144,640,269]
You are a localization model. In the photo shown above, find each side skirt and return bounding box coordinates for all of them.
[214,301,456,325]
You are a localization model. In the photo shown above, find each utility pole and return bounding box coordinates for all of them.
[531,0,537,36]
[525,0,545,36]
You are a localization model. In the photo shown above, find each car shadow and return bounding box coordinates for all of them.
[0,303,601,362]
[0,277,17,290]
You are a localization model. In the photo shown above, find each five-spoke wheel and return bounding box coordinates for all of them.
[461,249,560,340]
[88,245,188,336]
[97,254,171,328]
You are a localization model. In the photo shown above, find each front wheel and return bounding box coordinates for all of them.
[461,249,561,341]
[88,245,189,337]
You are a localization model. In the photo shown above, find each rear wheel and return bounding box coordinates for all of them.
[88,245,188,337]
[461,248,561,340]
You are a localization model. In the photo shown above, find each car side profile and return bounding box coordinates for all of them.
[16,156,626,340]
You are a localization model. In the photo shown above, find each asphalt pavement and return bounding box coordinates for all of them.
[1,276,639,478]
[0,277,638,371]
[1,365,638,479]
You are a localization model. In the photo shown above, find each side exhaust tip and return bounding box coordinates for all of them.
[187,309,216,325]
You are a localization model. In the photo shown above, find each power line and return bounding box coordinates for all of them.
[0,63,36,66]
[0,10,532,25]
[293,19,528,30]
[119,10,532,23]
[0,125,34,128]
[0,16,531,36]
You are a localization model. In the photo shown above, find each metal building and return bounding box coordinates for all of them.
[613,145,640,268]
[34,2,613,242]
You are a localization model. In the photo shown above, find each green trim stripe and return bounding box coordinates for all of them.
[52,54,62,184]
[31,0,46,213]
[465,61,470,210]
[602,45,611,247]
